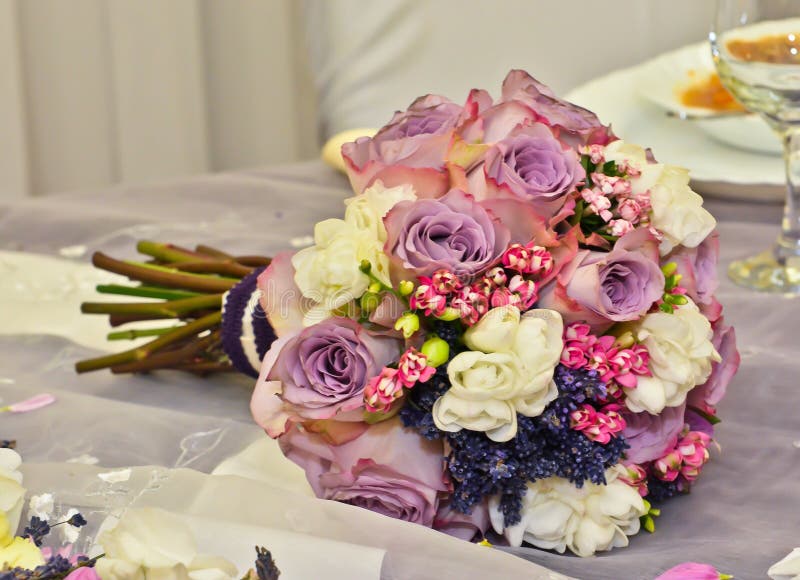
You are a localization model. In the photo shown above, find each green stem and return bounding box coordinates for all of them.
[108,327,178,340]
[109,329,221,374]
[96,284,202,300]
[195,244,234,259]
[92,252,238,292]
[75,311,222,373]
[82,294,222,317]
[137,240,212,263]
[233,255,272,267]
[170,259,253,278]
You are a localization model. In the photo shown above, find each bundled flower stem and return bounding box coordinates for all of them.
[75,241,272,376]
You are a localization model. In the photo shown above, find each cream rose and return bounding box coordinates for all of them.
[432,306,562,442]
[489,468,646,557]
[603,141,715,255]
[624,299,721,414]
[344,180,416,242]
[96,508,238,580]
[0,449,25,540]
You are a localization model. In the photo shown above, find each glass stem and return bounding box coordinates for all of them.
[777,125,800,264]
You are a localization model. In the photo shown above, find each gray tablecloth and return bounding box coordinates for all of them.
[0,161,797,579]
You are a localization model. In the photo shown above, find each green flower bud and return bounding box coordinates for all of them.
[661,262,678,277]
[394,312,420,339]
[671,294,688,306]
[368,281,383,294]
[398,280,414,296]
[421,336,450,367]
[360,292,381,314]
[359,260,372,274]
[613,331,635,349]
[435,307,461,322]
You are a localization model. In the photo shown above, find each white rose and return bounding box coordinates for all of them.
[625,299,721,414]
[432,306,562,442]
[489,468,646,557]
[769,547,800,580]
[603,141,716,255]
[291,219,375,324]
[0,449,25,538]
[344,180,416,242]
[96,508,238,580]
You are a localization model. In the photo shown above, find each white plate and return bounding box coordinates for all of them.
[633,41,780,156]
[566,57,785,203]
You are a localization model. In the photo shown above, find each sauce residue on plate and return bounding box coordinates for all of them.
[726,32,800,64]
[677,70,745,112]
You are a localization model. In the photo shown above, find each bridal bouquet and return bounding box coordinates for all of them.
[251,70,740,557]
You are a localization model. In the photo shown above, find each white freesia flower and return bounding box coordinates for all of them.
[624,299,720,414]
[0,449,25,538]
[432,307,562,442]
[96,508,238,580]
[770,547,800,580]
[28,494,54,522]
[603,141,716,255]
[344,180,416,242]
[489,468,646,557]
[292,182,415,326]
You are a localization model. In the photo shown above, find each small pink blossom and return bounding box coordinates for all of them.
[430,270,462,294]
[560,344,587,368]
[508,275,538,309]
[618,463,649,496]
[582,144,606,164]
[609,219,634,237]
[482,266,508,289]
[570,404,626,444]
[451,284,489,326]
[396,348,435,388]
[653,449,682,482]
[564,322,592,343]
[409,284,447,317]
[678,431,712,481]
[655,562,725,580]
[364,368,405,413]
[591,173,631,196]
[617,198,644,222]
[528,245,554,276]
[490,286,521,308]
[501,243,532,273]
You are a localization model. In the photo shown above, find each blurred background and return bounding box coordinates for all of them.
[0,0,712,199]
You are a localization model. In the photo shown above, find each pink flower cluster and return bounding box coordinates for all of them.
[364,348,435,413]
[618,463,649,497]
[570,403,627,444]
[577,146,651,238]
[652,431,712,483]
[409,244,554,326]
[560,323,650,390]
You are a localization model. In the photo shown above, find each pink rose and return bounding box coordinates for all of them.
[279,418,449,526]
[433,498,490,541]
[688,320,739,409]
[342,95,464,197]
[257,251,315,338]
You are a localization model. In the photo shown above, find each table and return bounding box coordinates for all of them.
[0,161,796,579]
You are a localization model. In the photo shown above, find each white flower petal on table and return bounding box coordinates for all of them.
[769,548,800,580]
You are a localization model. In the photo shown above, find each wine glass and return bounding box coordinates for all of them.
[712,0,800,292]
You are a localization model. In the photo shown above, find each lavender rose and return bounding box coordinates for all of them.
[670,231,720,306]
[251,317,401,436]
[384,189,510,278]
[342,94,463,196]
[279,418,449,526]
[481,123,584,216]
[623,402,686,464]
[538,229,664,328]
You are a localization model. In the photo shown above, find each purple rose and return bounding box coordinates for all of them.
[688,320,739,409]
[670,231,720,306]
[279,418,449,526]
[251,317,401,436]
[538,229,664,328]
[384,189,510,278]
[480,123,584,217]
[623,402,687,464]
[342,95,463,196]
